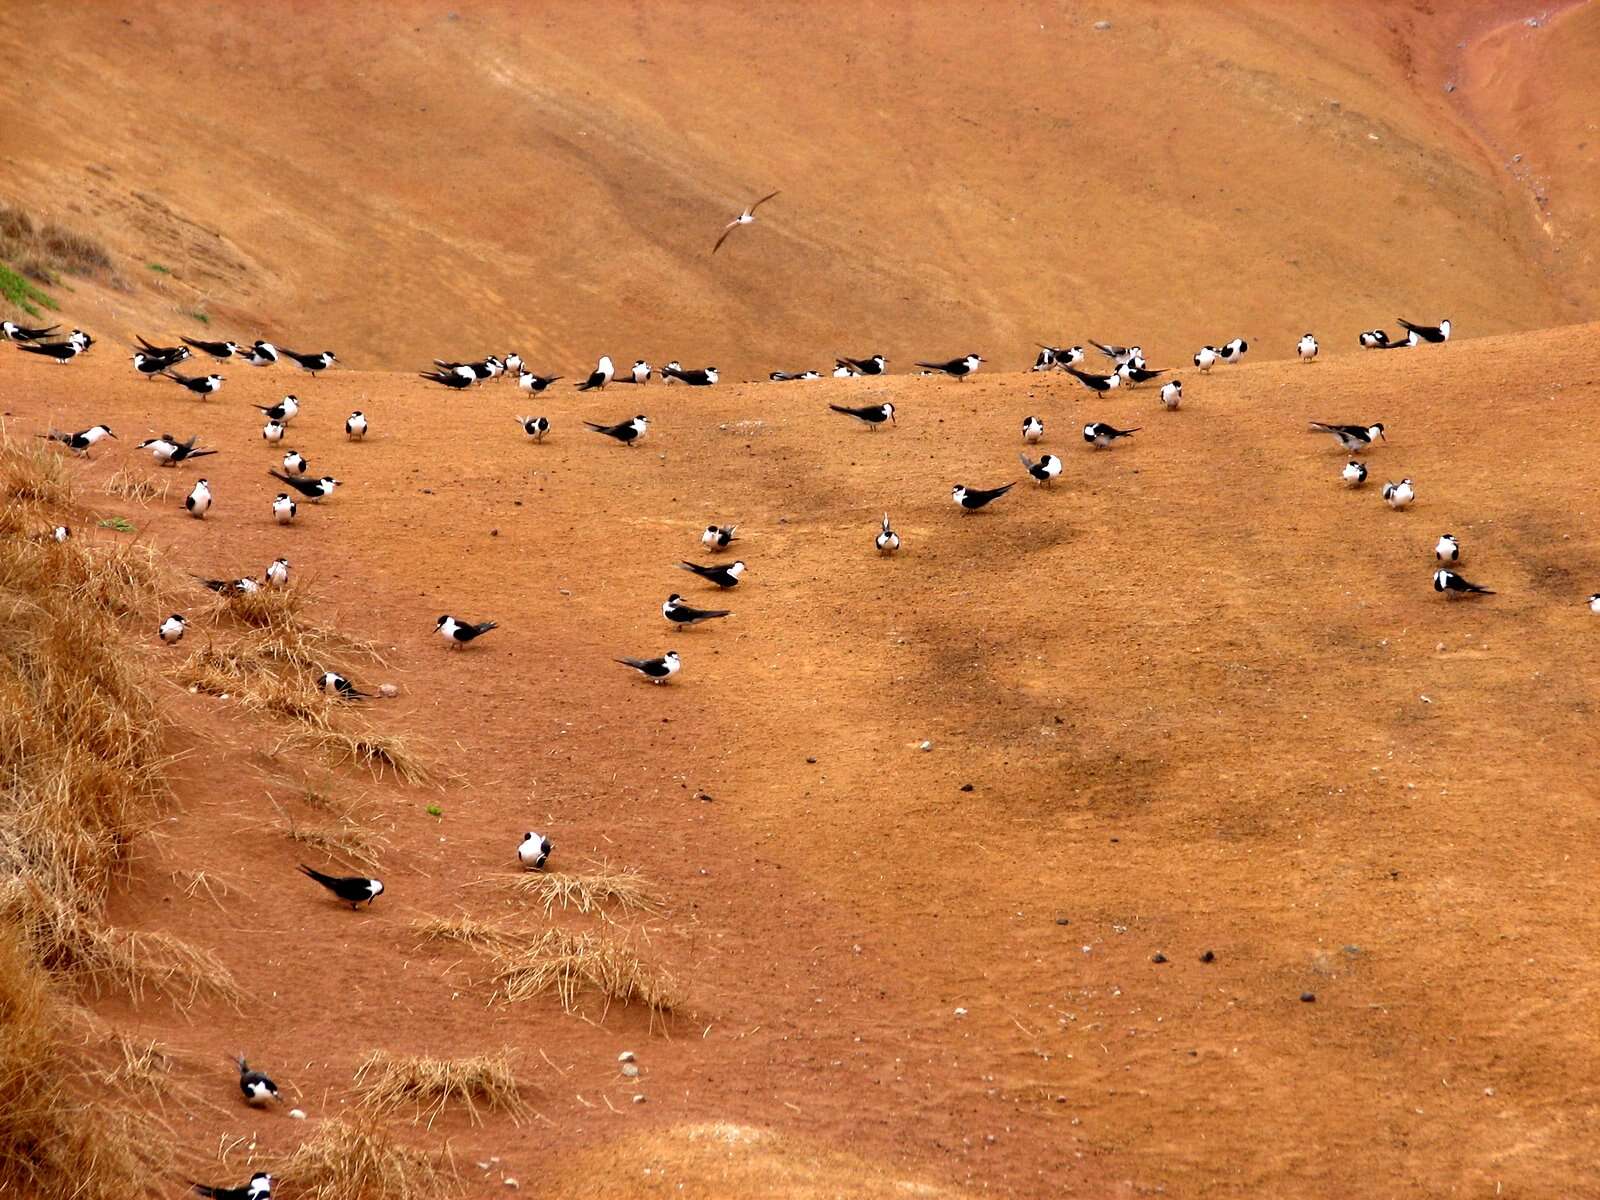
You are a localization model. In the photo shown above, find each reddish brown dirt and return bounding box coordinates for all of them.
[5,3,1600,1198]
[9,321,1600,1197]
[1,1,1592,376]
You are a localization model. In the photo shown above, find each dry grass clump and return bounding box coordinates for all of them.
[0,203,114,283]
[270,1115,460,1200]
[273,726,443,788]
[410,915,533,954]
[353,1049,527,1128]
[0,927,166,1200]
[274,794,389,868]
[477,865,664,918]
[491,929,683,1029]
[104,467,169,505]
[1,881,242,1008]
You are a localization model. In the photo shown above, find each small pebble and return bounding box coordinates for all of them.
[618,1050,636,1063]
[502,1179,519,1190]
[805,756,817,764]
[1199,950,1216,963]
[953,1007,968,1017]
[1054,916,1070,926]
[632,1094,647,1104]
[1151,952,1168,964]
[959,783,974,792]
[378,683,400,698]
[620,1062,640,1078]
[490,528,499,537]
[1300,992,1317,1003]
[288,1108,307,1120]
[1093,19,1112,30]
[919,740,933,751]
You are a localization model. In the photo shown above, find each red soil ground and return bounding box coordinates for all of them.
[4,3,1600,1197]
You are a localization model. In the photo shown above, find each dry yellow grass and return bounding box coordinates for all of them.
[491,929,684,1030]
[273,725,443,788]
[274,794,389,868]
[270,1115,460,1200]
[410,915,534,954]
[0,430,224,1197]
[352,1049,528,1128]
[476,864,664,919]
[103,467,169,505]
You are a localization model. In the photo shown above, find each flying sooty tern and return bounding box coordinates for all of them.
[516,415,550,441]
[1309,422,1385,452]
[916,354,984,381]
[346,411,367,440]
[828,401,895,430]
[679,560,745,588]
[584,414,647,444]
[663,593,731,626]
[518,832,552,870]
[616,650,681,683]
[712,190,780,253]
[1433,568,1491,596]
[1083,422,1139,448]
[297,864,383,908]
[952,482,1015,512]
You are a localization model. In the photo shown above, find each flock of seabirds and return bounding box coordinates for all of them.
[3,294,1572,1199]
